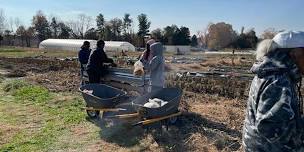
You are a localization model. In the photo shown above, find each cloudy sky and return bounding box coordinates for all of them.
[1,0,304,36]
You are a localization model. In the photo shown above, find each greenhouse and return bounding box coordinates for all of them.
[39,39,136,52]
[104,41,136,52]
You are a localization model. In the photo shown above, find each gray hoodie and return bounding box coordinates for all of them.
[146,42,165,88]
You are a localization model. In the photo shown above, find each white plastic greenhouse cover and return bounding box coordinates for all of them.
[39,39,136,52]
[104,41,136,52]
[39,39,97,51]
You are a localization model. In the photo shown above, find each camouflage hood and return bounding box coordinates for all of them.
[243,50,304,151]
[251,51,302,82]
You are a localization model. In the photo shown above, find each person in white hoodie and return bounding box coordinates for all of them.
[145,42,165,92]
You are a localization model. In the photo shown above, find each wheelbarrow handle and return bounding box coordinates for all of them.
[106,113,140,119]
[82,107,127,112]
[133,111,182,126]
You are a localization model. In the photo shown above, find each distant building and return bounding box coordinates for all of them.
[39,39,136,52]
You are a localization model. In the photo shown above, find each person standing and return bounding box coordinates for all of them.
[243,31,304,152]
[140,39,156,65]
[78,41,91,85]
[145,42,165,92]
[78,41,91,65]
[86,40,116,83]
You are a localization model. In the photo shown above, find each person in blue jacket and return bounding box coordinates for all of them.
[243,31,304,152]
[78,41,91,65]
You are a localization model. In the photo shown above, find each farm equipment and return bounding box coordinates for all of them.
[79,84,127,118]
[80,66,150,94]
[79,84,183,126]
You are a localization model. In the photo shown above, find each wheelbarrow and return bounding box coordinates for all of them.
[79,84,127,118]
[108,87,183,127]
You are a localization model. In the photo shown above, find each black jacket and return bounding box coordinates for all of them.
[86,48,113,73]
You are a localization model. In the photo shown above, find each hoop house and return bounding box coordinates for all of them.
[104,41,136,52]
[39,39,97,51]
[39,39,136,52]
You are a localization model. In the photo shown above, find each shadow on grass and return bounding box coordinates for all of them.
[86,111,242,151]
[86,116,145,147]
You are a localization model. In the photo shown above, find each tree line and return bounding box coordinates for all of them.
[0,9,193,48]
[0,8,281,49]
[198,22,282,49]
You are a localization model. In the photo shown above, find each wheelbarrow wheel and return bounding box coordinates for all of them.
[86,110,100,118]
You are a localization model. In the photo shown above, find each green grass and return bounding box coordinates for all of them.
[2,79,30,92]
[14,85,50,104]
[0,74,4,83]
[1,121,60,152]
[0,48,26,53]
[0,47,176,59]
[0,80,95,151]
[0,47,77,58]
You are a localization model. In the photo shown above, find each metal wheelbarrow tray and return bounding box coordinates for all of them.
[79,84,127,118]
[106,87,183,126]
[129,88,183,126]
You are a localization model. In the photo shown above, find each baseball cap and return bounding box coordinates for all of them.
[273,31,304,49]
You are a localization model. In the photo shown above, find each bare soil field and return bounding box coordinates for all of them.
[0,48,253,152]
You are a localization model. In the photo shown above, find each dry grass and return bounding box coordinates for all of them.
[0,123,22,145]
[167,74,250,99]
[0,52,252,151]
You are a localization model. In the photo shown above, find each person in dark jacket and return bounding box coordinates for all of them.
[78,41,91,65]
[86,40,116,83]
[243,31,304,152]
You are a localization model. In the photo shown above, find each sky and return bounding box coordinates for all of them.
[1,0,304,36]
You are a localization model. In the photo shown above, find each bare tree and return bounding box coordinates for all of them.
[9,17,14,33]
[79,14,92,37]
[32,10,51,43]
[67,14,93,39]
[109,18,123,40]
[25,26,35,47]
[14,17,22,29]
[206,22,237,49]
[0,8,6,34]
[0,9,5,45]
[16,25,26,46]
[197,23,212,48]
[261,28,279,39]
[66,21,78,38]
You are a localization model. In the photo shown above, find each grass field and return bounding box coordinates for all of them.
[0,79,98,151]
[0,46,250,151]
[0,47,78,58]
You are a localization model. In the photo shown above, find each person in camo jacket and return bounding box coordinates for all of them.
[243,31,304,152]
